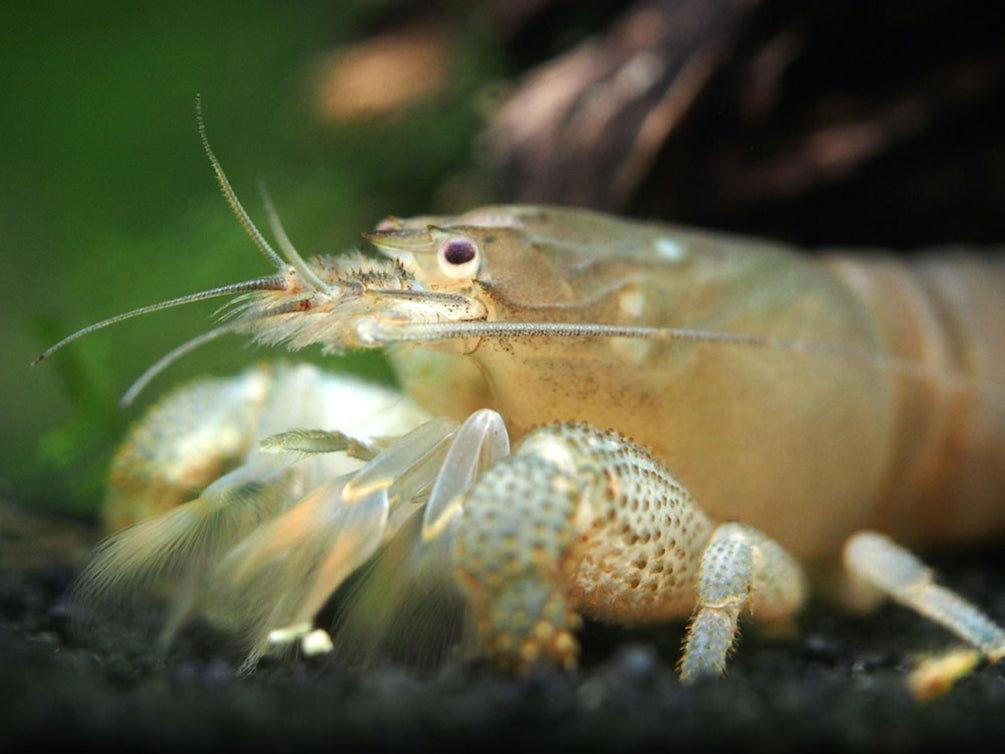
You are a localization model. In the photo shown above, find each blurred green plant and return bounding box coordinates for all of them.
[1,1,506,517]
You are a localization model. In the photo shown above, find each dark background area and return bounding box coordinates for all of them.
[2,1,1003,751]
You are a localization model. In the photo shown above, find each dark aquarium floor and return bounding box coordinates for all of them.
[2,507,1004,754]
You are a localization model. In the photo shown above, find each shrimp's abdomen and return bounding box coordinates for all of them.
[826,254,1005,548]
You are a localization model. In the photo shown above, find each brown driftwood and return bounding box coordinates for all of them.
[482,0,1005,246]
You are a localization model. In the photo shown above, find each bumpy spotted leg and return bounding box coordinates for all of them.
[452,436,588,670]
[844,531,1005,699]
[679,522,807,683]
[103,363,428,529]
[454,423,755,673]
[104,367,269,530]
[74,365,429,638]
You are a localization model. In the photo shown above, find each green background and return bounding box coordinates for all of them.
[1,1,503,515]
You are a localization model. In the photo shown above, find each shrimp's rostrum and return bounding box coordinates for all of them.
[41,129,1004,696]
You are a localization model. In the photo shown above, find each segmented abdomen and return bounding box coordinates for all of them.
[824,253,1005,546]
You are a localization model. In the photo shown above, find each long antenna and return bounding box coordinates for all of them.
[31,276,287,366]
[355,318,1002,406]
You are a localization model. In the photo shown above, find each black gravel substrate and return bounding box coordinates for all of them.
[3,540,1004,754]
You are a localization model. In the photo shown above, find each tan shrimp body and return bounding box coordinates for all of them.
[373,207,1005,559]
[41,119,1005,695]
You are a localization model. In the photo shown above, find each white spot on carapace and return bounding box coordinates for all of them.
[612,284,653,364]
[619,287,647,319]
[653,236,686,262]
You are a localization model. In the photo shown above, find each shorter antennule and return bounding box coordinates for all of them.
[259,182,335,296]
[195,94,286,270]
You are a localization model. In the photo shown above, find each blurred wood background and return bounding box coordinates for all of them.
[479,0,1004,246]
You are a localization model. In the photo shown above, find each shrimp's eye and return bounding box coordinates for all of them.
[437,236,480,279]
